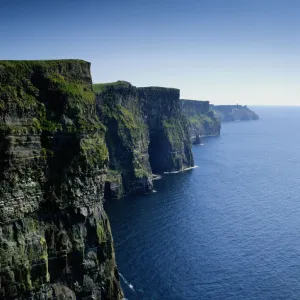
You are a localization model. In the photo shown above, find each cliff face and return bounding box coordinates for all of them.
[211,105,259,122]
[181,99,221,138]
[0,60,123,299]
[94,82,194,198]
[138,87,194,173]
[94,81,153,199]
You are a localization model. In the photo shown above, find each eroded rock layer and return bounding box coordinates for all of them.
[94,82,194,198]
[0,60,123,300]
[139,87,194,173]
[94,81,153,199]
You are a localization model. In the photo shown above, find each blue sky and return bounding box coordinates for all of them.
[1,0,299,105]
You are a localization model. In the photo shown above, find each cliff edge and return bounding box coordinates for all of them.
[0,60,123,299]
[94,82,194,199]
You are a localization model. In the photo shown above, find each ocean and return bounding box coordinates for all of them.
[105,106,300,300]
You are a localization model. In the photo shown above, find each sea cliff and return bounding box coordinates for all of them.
[0,61,195,300]
[94,81,153,199]
[211,104,259,122]
[0,60,123,299]
[181,99,221,139]
[139,87,194,173]
[94,82,194,199]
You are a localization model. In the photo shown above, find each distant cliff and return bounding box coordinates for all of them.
[181,99,221,138]
[211,105,259,122]
[94,82,194,199]
[0,60,123,300]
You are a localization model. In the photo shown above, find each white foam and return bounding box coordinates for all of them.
[119,272,135,292]
[163,165,199,174]
[152,174,162,180]
[153,190,157,193]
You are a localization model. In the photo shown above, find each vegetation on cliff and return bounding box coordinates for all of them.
[138,87,194,173]
[0,61,197,299]
[181,99,221,138]
[94,81,153,199]
[0,60,123,300]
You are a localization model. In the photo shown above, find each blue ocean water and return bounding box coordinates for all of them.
[105,107,300,300]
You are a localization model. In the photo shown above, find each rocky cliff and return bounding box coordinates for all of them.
[138,87,194,173]
[0,60,123,299]
[181,99,221,138]
[94,82,194,198]
[0,61,195,299]
[211,104,259,122]
[94,81,153,199]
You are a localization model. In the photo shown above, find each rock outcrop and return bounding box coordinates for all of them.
[211,104,259,122]
[181,99,221,138]
[94,81,153,199]
[0,60,123,299]
[94,82,194,198]
[139,87,194,174]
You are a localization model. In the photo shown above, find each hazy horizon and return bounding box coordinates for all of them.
[1,0,299,105]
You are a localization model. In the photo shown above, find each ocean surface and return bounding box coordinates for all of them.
[105,106,300,300]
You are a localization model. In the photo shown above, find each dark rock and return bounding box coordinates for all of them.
[94,81,153,199]
[138,87,194,174]
[94,82,194,198]
[193,134,202,145]
[0,60,123,300]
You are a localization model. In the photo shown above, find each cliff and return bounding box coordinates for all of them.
[138,87,194,173]
[181,99,221,138]
[0,60,123,299]
[94,81,153,199]
[94,82,193,198]
[211,105,259,122]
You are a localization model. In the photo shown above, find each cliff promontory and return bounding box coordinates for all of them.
[139,87,194,173]
[94,82,194,199]
[181,99,221,139]
[94,81,153,199]
[0,60,123,299]
[211,104,259,122]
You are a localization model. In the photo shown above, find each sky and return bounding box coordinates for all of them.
[0,0,299,105]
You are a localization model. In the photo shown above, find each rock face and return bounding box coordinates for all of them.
[211,105,259,122]
[0,60,123,299]
[94,82,194,198]
[139,87,194,174]
[181,99,221,138]
[94,81,153,199]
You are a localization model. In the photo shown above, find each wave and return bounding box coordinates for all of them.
[152,174,162,180]
[119,272,135,292]
[163,165,199,174]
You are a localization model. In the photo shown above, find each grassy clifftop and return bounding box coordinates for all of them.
[0,59,103,135]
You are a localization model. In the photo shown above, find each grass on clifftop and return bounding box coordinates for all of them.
[93,81,132,94]
[0,59,104,134]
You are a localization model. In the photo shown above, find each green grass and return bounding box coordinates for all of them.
[93,81,132,94]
